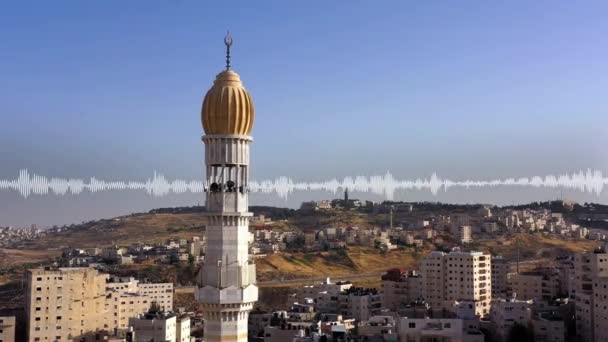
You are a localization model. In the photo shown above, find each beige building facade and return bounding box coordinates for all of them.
[573,248,608,342]
[26,267,108,342]
[421,251,492,318]
[0,316,16,342]
[26,269,175,341]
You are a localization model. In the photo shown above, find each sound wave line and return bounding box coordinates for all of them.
[0,169,607,200]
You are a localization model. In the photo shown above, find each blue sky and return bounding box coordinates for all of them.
[1,1,607,226]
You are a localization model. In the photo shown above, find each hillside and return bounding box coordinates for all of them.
[256,245,431,282]
[23,213,208,250]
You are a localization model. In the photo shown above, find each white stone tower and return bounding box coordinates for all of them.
[195,32,258,342]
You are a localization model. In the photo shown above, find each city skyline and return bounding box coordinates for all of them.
[1,1,607,226]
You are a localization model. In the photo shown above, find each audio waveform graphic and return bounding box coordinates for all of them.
[1,169,607,200]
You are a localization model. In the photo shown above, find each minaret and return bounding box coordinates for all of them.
[196,32,258,342]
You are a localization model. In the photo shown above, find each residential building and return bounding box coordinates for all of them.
[25,267,108,342]
[300,278,352,313]
[25,269,175,341]
[508,268,562,301]
[381,269,422,311]
[129,311,177,342]
[176,316,191,342]
[420,250,492,318]
[0,316,16,342]
[489,297,533,340]
[491,256,509,298]
[398,317,484,342]
[451,226,472,243]
[532,312,566,342]
[573,247,608,342]
[337,287,382,321]
[358,316,398,342]
[263,322,317,342]
[138,283,174,312]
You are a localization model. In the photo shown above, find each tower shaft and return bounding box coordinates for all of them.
[196,135,258,342]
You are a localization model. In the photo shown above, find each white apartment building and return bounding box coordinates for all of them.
[398,317,484,342]
[0,316,16,342]
[129,312,177,342]
[176,316,191,342]
[300,278,352,313]
[451,226,472,243]
[489,297,533,340]
[420,250,492,318]
[358,316,398,341]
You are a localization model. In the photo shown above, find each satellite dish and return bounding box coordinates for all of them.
[226,181,235,191]
[210,183,219,192]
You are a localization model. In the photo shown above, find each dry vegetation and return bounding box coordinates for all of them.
[256,245,432,282]
[469,233,601,260]
[0,248,61,268]
[23,213,208,250]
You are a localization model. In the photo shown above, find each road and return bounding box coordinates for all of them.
[258,272,383,286]
[174,272,384,293]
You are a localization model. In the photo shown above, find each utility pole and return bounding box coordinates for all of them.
[516,236,520,274]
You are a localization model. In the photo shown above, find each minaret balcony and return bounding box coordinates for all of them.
[206,191,250,213]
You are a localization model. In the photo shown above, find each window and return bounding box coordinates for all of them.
[408,322,416,328]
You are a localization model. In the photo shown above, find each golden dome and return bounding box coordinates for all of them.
[201,69,254,135]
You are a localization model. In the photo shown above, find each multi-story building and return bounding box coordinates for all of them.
[138,283,174,312]
[381,269,422,311]
[507,268,562,301]
[532,312,566,342]
[106,292,150,331]
[420,250,492,318]
[25,267,108,342]
[25,269,175,341]
[573,247,608,342]
[337,288,382,321]
[451,226,472,243]
[398,317,484,342]
[104,276,174,330]
[188,237,201,258]
[175,316,190,342]
[491,256,509,298]
[358,316,398,341]
[299,278,352,313]
[489,297,533,340]
[0,316,16,342]
[129,311,177,342]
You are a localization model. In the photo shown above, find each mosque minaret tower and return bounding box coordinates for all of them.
[196,32,258,342]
